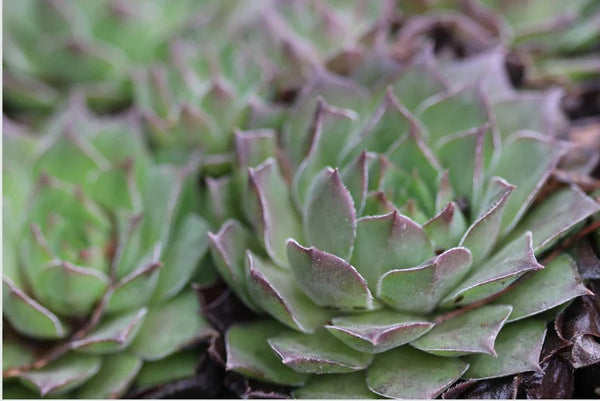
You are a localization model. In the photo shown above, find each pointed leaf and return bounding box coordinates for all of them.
[341,151,370,216]
[75,353,142,399]
[154,214,210,301]
[293,372,378,399]
[71,308,147,354]
[424,202,467,251]
[460,178,514,266]
[495,254,590,322]
[442,233,543,308]
[135,351,199,389]
[325,310,434,353]
[18,353,101,396]
[419,86,489,144]
[367,346,469,399]
[245,252,329,333]
[411,305,512,356]
[234,128,277,169]
[378,248,473,313]
[303,168,356,259]
[226,321,308,386]
[269,329,374,374]
[506,187,600,253]
[351,211,434,289]
[287,240,372,310]
[493,132,568,233]
[463,320,546,379]
[3,278,68,340]
[208,220,260,312]
[247,159,303,267]
[130,290,215,361]
[35,261,109,317]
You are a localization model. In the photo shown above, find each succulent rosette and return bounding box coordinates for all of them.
[206,46,600,398]
[2,100,214,398]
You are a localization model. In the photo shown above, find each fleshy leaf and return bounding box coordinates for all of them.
[154,214,210,301]
[419,85,489,144]
[341,151,370,216]
[286,240,372,310]
[325,310,434,353]
[366,346,469,399]
[245,252,330,333]
[130,290,215,361]
[443,232,543,308]
[208,220,260,312]
[18,353,101,396]
[3,339,35,371]
[268,329,374,374]
[378,248,472,313]
[75,353,142,399]
[135,351,199,389]
[35,261,109,317]
[234,128,278,169]
[71,308,147,354]
[423,202,467,251]
[505,186,600,253]
[463,320,546,379]
[3,278,68,340]
[495,254,591,322]
[411,305,512,356]
[303,168,356,259]
[247,158,303,267]
[460,178,514,266]
[493,132,568,233]
[226,321,308,386]
[351,211,434,289]
[293,372,378,399]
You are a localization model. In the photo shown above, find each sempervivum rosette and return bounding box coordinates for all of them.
[2,98,214,398]
[205,46,600,398]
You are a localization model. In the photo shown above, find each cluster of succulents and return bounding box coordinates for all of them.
[3,100,214,398]
[3,0,600,399]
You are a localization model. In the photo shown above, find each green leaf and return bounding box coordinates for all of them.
[130,290,214,361]
[419,86,489,144]
[245,252,330,333]
[293,372,378,399]
[247,158,303,267]
[35,261,109,317]
[423,202,467,251]
[442,232,542,308]
[3,339,35,371]
[135,351,199,389]
[366,346,469,399]
[351,211,434,290]
[75,353,141,399]
[463,319,546,379]
[493,132,568,233]
[268,329,374,374]
[226,321,308,386]
[411,305,512,356]
[378,247,473,313]
[495,254,590,322]
[3,278,68,340]
[505,186,600,253]
[341,151,370,216]
[18,353,101,396]
[234,128,278,169]
[326,310,433,353]
[460,178,514,266]
[303,167,356,259]
[154,214,210,301]
[208,220,260,312]
[287,240,373,310]
[70,308,147,354]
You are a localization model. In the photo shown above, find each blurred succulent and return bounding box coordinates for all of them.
[206,46,600,398]
[2,99,215,398]
[3,0,207,116]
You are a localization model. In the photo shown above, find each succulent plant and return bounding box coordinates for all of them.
[2,99,214,398]
[206,46,600,398]
[3,0,208,116]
